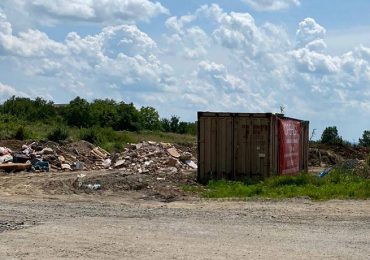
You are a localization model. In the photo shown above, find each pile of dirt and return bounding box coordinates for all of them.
[309,143,370,167]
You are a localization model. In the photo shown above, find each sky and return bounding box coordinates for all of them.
[0,0,370,142]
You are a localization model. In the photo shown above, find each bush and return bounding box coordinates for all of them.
[79,127,100,144]
[47,126,69,142]
[14,126,31,140]
[359,130,370,147]
[321,126,343,145]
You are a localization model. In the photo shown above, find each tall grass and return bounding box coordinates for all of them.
[204,170,370,200]
[0,114,196,153]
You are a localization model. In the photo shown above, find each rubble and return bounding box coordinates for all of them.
[0,140,198,175]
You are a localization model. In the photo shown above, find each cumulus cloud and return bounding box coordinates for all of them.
[0,9,172,99]
[243,0,300,11]
[296,18,326,49]
[1,4,370,139]
[0,82,29,101]
[0,0,168,26]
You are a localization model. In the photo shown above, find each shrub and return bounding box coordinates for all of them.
[14,126,31,140]
[359,130,370,147]
[79,127,100,144]
[321,126,343,145]
[47,126,69,142]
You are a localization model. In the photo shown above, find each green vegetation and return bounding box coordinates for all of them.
[359,130,370,147]
[0,96,197,152]
[201,170,370,200]
[47,126,69,142]
[0,96,196,135]
[321,126,343,145]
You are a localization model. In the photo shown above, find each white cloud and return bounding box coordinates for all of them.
[296,18,326,48]
[0,82,29,101]
[1,4,370,139]
[243,0,300,11]
[0,11,11,34]
[0,0,168,27]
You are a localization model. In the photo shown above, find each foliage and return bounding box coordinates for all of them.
[321,126,343,145]
[359,130,370,147]
[14,126,32,140]
[47,126,69,142]
[0,96,196,136]
[62,97,91,127]
[116,102,142,131]
[1,96,56,122]
[160,118,171,132]
[90,99,119,128]
[202,170,370,200]
[139,106,161,131]
[170,115,180,133]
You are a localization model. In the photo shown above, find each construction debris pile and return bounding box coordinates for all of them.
[309,144,370,167]
[111,141,197,174]
[0,140,197,174]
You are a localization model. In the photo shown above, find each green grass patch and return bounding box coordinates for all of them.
[202,170,370,200]
[181,185,206,194]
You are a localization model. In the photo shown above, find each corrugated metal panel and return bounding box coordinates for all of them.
[250,118,270,178]
[301,121,309,172]
[198,115,217,181]
[216,116,234,179]
[234,116,252,179]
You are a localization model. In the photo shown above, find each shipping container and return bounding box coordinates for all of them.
[197,112,309,183]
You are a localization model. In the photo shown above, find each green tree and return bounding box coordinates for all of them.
[90,99,119,128]
[139,106,160,131]
[170,115,180,133]
[321,126,343,145]
[63,97,91,127]
[359,130,370,147]
[116,102,141,131]
[161,118,171,132]
[1,96,56,122]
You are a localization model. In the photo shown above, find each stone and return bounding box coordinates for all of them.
[61,163,71,171]
[167,147,180,158]
[41,147,54,155]
[58,156,65,163]
[114,159,125,168]
[167,157,179,167]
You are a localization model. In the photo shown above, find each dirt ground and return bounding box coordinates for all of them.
[0,171,369,259]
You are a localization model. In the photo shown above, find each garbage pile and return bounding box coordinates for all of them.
[111,141,197,174]
[0,140,197,174]
[318,159,370,178]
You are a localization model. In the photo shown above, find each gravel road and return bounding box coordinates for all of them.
[0,194,369,259]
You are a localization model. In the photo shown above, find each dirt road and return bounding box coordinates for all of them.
[1,193,369,259]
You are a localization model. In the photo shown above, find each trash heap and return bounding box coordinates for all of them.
[0,140,197,174]
[111,141,197,174]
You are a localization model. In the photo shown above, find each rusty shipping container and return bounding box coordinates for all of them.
[197,112,309,183]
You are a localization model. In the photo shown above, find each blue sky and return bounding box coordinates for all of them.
[0,0,370,142]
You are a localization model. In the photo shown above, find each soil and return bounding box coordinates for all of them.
[0,194,369,259]
[0,141,369,259]
[0,170,369,259]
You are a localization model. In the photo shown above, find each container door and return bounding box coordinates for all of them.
[234,117,252,179]
[250,118,270,178]
[198,116,217,181]
[216,117,234,179]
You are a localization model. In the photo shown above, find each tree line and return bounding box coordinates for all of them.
[0,96,196,135]
[320,126,370,147]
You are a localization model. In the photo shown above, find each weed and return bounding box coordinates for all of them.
[47,126,69,142]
